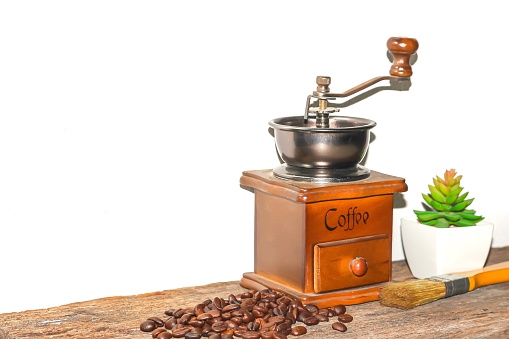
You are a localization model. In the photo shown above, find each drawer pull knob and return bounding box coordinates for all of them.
[350,257,368,277]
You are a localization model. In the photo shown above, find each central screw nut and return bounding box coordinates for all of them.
[316,76,331,93]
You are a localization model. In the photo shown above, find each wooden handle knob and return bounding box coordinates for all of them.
[387,37,419,77]
[350,257,368,277]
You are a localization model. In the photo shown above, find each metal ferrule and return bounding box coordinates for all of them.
[429,274,470,298]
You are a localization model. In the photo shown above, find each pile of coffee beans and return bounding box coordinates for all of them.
[139,288,353,338]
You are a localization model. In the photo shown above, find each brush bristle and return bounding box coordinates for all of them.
[379,279,447,310]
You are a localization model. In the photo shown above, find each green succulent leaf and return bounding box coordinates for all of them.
[444,213,461,222]
[422,193,433,206]
[434,218,450,228]
[429,185,447,203]
[429,199,447,211]
[451,198,474,211]
[450,187,464,196]
[445,193,458,205]
[414,210,444,221]
[455,192,469,203]
[454,219,478,227]
[459,211,484,222]
[421,220,438,226]
[434,179,450,195]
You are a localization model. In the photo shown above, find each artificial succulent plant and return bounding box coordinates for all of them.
[413,169,484,228]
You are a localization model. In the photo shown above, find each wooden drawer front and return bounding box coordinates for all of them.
[313,235,390,293]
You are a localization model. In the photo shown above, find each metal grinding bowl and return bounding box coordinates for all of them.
[269,116,376,182]
[267,37,418,182]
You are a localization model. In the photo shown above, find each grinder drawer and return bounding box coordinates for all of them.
[313,234,390,293]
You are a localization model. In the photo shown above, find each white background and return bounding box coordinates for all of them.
[1,1,508,314]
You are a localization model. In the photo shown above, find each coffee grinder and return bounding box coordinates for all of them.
[240,37,419,307]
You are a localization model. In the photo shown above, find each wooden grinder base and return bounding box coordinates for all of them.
[239,169,407,308]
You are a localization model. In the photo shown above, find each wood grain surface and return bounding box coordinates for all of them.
[1,247,508,339]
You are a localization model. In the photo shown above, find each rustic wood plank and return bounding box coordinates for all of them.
[1,247,508,339]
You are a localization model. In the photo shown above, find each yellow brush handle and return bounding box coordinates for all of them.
[461,261,509,291]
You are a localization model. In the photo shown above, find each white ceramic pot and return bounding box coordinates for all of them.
[400,218,494,279]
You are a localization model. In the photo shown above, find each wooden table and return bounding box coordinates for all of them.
[1,247,508,339]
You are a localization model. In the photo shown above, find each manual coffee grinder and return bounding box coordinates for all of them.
[240,37,419,307]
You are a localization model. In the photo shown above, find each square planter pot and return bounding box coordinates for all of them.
[401,218,494,279]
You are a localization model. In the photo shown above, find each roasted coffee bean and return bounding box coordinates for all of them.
[197,312,213,321]
[173,309,185,318]
[221,334,233,339]
[157,332,173,339]
[152,328,168,338]
[209,309,222,318]
[273,333,287,339]
[241,291,254,299]
[171,327,192,338]
[242,311,254,323]
[303,316,320,326]
[241,298,256,310]
[290,325,307,336]
[304,305,318,315]
[164,309,175,316]
[252,309,265,318]
[269,315,285,325]
[333,304,346,315]
[187,319,204,328]
[338,313,353,323]
[315,313,329,322]
[260,330,277,339]
[221,312,232,320]
[275,322,292,335]
[179,313,192,325]
[241,330,261,339]
[164,317,177,330]
[140,319,157,332]
[296,311,312,323]
[184,332,201,339]
[211,321,228,332]
[247,321,260,331]
[147,317,164,327]
[332,321,347,332]
[201,324,213,336]
[234,328,247,337]
[222,303,240,312]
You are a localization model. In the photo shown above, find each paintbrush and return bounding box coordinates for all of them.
[379,261,509,309]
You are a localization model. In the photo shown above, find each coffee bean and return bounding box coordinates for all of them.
[296,311,312,323]
[223,303,241,312]
[338,313,353,323]
[332,321,347,332]
[172,327,192,338]
[303,316,320,326]
[241,330,261,339]
[152,328,167,338]
[290,325,307,336]
[315,313,329,322]
[157,332,173,339]
[260,330,277,339]
[333,304,346,315]
[184,332,201,339]
[211,321,228,332]
[304,305,318,315]
[140,319,157,332]
[173,309,185,318]
[273,333,288,339]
